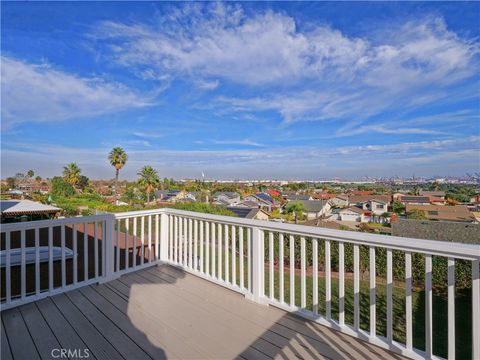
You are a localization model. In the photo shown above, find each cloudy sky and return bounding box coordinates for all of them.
[1,2,479,180]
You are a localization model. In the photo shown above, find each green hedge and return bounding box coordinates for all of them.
[263,233,472,290]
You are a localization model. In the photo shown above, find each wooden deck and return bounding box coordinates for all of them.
[1,265,405,360]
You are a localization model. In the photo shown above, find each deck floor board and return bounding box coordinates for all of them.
[2,264,406,360]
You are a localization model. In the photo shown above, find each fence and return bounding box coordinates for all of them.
[1,208,479,359]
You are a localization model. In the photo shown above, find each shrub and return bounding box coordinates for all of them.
[51,176,75,197]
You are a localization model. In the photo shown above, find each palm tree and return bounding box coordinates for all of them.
[137,166,160,203]
[63,163,81,188]
[284,202,306,224]
[26,170,34,193]
[108,147,128,198]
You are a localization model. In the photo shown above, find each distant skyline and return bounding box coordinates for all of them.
[1,2,479,180]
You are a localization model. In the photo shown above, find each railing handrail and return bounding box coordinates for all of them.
[113,208,165,219]
[1,205,479,358]
[0,213,112,232]
[162,208,480,260]
[2,208,479,260]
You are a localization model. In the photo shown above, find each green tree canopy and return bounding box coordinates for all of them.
[77,175,90,191]
[63,163,81,188]
[284,202,306,223]
[51,176,75,197]
[137,165,160,203]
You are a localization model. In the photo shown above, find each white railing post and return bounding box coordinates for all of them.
[246,226,266,304]
[160,212,170,262]
[100,213,117,283]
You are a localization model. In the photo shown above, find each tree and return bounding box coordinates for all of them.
[284,202,306,223]
[63,163,81,188]
[108,147,128,198]
[15,173,25,184]
[51,176,75,197]
[35,176,42,183]
[392,201,405,215]
[77,175,90,191]
[410,186,421,196]
[122,184,143,206]
[6,177,16,189]
[430,181,440,191]
[407,209,427,220]
[137,166,160,203]
[27,169,34,179]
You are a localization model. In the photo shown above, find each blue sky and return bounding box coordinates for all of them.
[1,1,479,180]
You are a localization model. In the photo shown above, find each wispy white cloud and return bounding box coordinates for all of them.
[194,79,220,90]
[335,124,443,137]
[132,131,163,139]
[212,139,266,147]
[1,56,153,129]
[91,4,479,124]
[125,140,152,147]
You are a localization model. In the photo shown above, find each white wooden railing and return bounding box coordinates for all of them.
[1,208,479,360]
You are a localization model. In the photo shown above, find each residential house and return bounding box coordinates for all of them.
[360,199,388,216]
[154,190,187,202]
[227,206,270,220]
[338,207,369,222]
[213,192,241,206]
[348,195,391,209]
[285,200,331,220]
[243,193,274,212]
[329,196,349,208]
[405,204,476,222]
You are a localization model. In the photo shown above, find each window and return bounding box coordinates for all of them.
[376,204,384,209]
[428,210,439,215]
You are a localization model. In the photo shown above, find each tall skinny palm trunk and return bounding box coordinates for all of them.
[115,168,119,198]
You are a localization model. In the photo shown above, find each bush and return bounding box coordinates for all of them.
[169,202,236,216]
[51,176,75,197]
[262,233,472,290]
[61,204,78,217]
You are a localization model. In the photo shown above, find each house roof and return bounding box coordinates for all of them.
[405,204,475,222]
[0,200,60,215]
[227,207,269,219]
[288,200,328,213]
[399,196,431,203]
[340,206,364,215]
[244,194,272,205]
[348,195,391,204]
[255,193,274,203]
[312,193,339,200]
[214,198,232,206]
[214,192,239,199]
[236,200,259,208]
[285,194,311,201]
